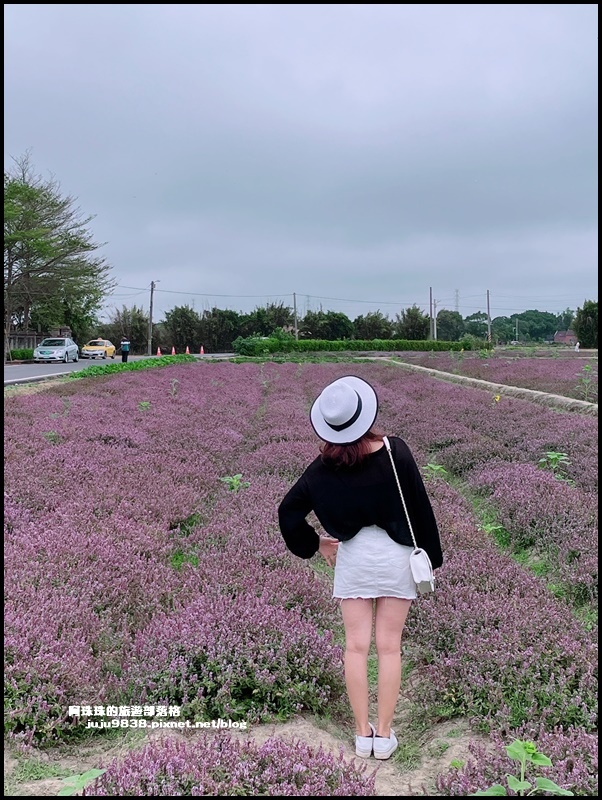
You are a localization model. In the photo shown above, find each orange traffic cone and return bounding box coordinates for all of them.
[185,345,190,354]
[156,347,162,356]
[171,346,176,355]
[200,345,204,355]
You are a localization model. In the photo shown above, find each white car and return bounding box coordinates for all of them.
[33,337,80,363]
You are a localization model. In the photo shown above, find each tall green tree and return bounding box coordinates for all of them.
[198,307,241,352]
[518,309,560,341]
[99,305,149,354]
[491,316,515,343]
[163,305,201,351]
[4,154,113,358]
[393,306,430,340]
[353,310,393,340]
[435,310,465,341]
[557,307,576,331]
[464,311,489,339]
[573,300,598,348]
[239,302,294,337]
[300,309,354,340]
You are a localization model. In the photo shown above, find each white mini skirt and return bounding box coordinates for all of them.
[333,525,417,600]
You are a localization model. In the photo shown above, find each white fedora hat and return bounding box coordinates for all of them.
[310,376,379,444]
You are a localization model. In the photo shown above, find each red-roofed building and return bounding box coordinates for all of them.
[553,330,577,345]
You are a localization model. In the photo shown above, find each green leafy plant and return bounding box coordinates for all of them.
[475,519,511,548]
[170,549,199,570]
[575,363,597,402]
[479,521,505,535]
[537,451,573,484]
[470,739,574,796]
[219,474,250,492]
[137,400,151,411]
[424,463,449,480]
[42,430,61,444]
[57,768,106,796]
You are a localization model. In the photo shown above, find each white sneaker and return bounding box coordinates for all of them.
[355,722,375,758]
[373,729,398,760]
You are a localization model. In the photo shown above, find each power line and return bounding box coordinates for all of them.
[156,288,290,299]
[108,284,587,316]
[303,294,427,306]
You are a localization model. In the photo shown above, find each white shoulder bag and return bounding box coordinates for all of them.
[383,436,435,594]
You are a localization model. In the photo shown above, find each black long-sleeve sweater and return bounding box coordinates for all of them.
[278,436,443,569]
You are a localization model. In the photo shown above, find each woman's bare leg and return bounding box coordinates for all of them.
[374,597,412,737]
[340,598,374,736]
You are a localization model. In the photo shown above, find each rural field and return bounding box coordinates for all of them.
[4,358,598,796]
[394,350,598,403]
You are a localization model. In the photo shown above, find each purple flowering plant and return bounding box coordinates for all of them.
[3,360,597,795]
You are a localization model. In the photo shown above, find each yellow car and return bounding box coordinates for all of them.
[81,339,116,359]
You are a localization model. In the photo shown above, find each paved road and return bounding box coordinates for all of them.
[3,354,233,385]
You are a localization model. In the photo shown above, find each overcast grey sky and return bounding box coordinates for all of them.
[4,4,598,323]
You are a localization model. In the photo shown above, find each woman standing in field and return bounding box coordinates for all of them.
[278,376,442,760]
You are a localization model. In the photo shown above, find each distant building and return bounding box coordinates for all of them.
[553,330,577,345]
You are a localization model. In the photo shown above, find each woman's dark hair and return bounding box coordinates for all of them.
[320,428,384,468]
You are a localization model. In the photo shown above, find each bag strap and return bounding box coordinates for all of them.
[383,436,418,550]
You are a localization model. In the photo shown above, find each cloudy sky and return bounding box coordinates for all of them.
[4,4,598,323]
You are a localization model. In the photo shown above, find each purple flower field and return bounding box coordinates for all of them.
[4,361,598,795]
[83,735,377,796]
[395,352,598,402]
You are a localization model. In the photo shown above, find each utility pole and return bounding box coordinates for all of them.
[293,292,299,340]
[515,317,519,342]
[147,281,158,356]
[486,289,492,344]
[433,299,438,340]
[455,289,459,313]
[429,287,433,339]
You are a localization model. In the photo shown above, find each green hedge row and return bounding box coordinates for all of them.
[232,336,486,357]
[8,348,35,360]
[69,354,197,379]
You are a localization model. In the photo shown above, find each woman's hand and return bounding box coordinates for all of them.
[318,536,339,567]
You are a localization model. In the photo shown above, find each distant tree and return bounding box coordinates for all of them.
[151,321,170,351]
[557,307,576,331]
[393,306,430,340]
[99,305,149,353]
[519,309,560,341]
[573,300,598,348]
[4,153,113,359]
[435,310,465,341]
[353,310,394,340]
[198,307,241,352]
[300,310,354,340]
[491,316,515,344]
[28,288,101,344]
[62,297,103,345]
[239,302,294,337]
[464,312,488,339]
[163,305,201,352]
[298,311,318,339]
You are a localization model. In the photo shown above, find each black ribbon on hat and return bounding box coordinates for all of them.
[325,392,363,431]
